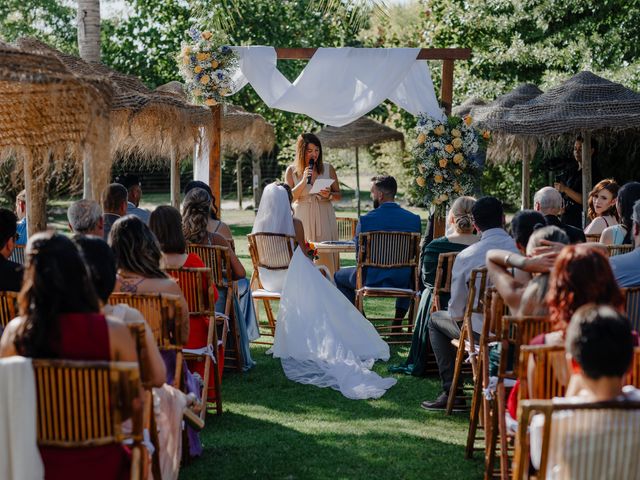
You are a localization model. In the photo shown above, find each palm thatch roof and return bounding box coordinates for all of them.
[315,116,404,149]
[0,41,112,233]
[452,97,485,118]
[478,71,640,136]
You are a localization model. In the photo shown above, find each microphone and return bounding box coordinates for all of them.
[307,158,315,184]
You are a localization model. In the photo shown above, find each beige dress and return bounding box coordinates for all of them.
[292,163,340,275]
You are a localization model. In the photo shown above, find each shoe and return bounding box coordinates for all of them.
[420,392,467,412]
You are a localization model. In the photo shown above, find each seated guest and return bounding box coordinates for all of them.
[334,175,422,325]
[421,196,518,410]
[529,304,640,474]
[533,186,585,243]
[14,190,27,246]
[0,232,137,480]
[0,209,23,292]
[184,180,234,244]
[584,179,619,236]
[610,198,640,287]
[390,196,478,377]
[102,183,128,241]
[151,205,257,371]
[67,199,104,237]
[118,174,151,224]
[601,181,640,245]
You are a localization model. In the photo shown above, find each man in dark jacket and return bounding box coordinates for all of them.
[0,208,24,292]
[533,187,586,244]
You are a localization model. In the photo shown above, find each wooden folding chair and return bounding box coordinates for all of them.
[187,243,244,371]
[607,244,634,257]
[165,267,223,417]
[486,315,554,480]
[465,287,507,459]
[32,359,144,480]
[0,290,18,329]
[431,252,459,313]
[446,267,488,415]
[355,231,421,344]
[513,399,640,480]
[9,244,25,264]
[584,233,601,243]
[336,217,358,241]
[247,232,295,345]
[622,286,640,332]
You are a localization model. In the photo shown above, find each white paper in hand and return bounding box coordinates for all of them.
[309,178,335,195]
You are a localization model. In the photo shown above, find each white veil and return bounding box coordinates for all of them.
[252,183,295,236]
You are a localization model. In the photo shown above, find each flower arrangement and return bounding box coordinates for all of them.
[412,114,490,216]
[177,28,238,106]
[305,241,319,261]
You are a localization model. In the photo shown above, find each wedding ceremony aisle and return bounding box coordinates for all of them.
[178,218,484,480]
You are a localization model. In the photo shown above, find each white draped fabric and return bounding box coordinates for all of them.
[272,248,397,400]
[229,47,445,126]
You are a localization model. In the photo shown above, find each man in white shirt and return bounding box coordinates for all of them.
[422,197,518,410]
[610,199,640,287]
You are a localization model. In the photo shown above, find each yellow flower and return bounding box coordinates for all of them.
[464,115,473,126]
[434,174,443,184]
[415,176,426,187]
[454,169,462,176]
[196,52,210,62]
[194,65,203,74]
[453,153,464,165]
[453,182,462,193]
[211,60,219,69]
[439,158,448,168]
[200,75,210,85]
[192,88,202,97]
[205,98,217,106]
[482,130,491,140]
[439,193,448,201]
[434,125,445,136]
[451,128,461,138]
[417,133,427,145]
[201,31,213,40]
[182,46,192,55]
[444,144,454,154]
[452,137,463,150]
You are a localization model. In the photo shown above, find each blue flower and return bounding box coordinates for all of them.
[220,45,231,54]
[188,28,201,42]
[190,55,197,64]
[216,71,225,80]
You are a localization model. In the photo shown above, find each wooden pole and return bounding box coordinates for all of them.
[209,104,222,218]
[236,156,243,209]
[581,131,592,229]
[82,155,93,199]
[252,153,262,211]
[521,139,530,210]
[24,155,47,236]
[440,59,454,116]
[355,146,361,218]
[170,149,180,208]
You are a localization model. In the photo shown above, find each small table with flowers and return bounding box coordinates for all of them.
[312,240,356,272]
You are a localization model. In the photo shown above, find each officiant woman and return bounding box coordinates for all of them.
[285,133,342,276]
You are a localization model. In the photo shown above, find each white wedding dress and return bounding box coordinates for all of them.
[252,183,396,400]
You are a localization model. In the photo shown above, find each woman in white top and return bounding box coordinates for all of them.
[583,179,618,236]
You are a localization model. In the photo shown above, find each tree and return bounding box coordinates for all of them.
[77,0,101,62]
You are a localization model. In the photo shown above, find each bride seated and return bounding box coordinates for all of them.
[252,182,397,400]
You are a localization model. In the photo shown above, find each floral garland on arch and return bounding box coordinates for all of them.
[177,28,238,106]
[412,113,490,216]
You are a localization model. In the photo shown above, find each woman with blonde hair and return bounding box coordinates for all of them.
[584,178,619,236]
[285,133,342,276]
[390,196,479,376]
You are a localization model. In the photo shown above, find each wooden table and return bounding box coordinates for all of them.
[314,241,356,255]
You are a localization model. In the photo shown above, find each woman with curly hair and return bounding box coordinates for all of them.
[584,179,619,236]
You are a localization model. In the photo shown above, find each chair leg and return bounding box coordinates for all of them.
[465,354,484,459]
[229,308,244,372]
[496,383,510,480]
[263,299,277,337]
[484,398,498,480]
[446,325,468,415]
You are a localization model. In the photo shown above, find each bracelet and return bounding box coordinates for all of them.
[504,253,512,267]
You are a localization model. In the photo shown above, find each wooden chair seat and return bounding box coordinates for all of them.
[251,289,282,299]
[358,286,417,296]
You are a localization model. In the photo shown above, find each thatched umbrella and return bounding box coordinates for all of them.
[316,116,404,217]
[471,83,543,208]
[452,97,486,118]
[481,71,640,223]
[16,37,212,207]
[0,42,112,234]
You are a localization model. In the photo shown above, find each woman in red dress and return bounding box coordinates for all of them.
[0,232,138,480]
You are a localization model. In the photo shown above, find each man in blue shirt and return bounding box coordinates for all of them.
[610,199,640,287]
[118,174,151,224]
[334,175,422,324]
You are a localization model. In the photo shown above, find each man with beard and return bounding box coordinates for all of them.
[334,175,422,324]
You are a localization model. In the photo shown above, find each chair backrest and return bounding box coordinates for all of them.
[186,244,232,289]
[247,233,295,272]
[9,245,25,264]
[480,287,507,343]
[107,293,185,350]
[514,399,640,480]
[622,286,640,332]
[33,359,142,447]
[607,244,634,257]
[431,252,459,312]
[164,267,216,316]
[356,231,421,290]
[585,233,601,243]
[519,345,569,401]
[336,217,358,241]
[0,291,18,329]
[498,315,554,380]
